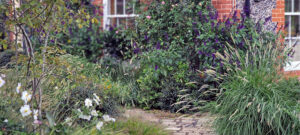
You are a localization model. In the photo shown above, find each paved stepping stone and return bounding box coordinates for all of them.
[123,108,216,135]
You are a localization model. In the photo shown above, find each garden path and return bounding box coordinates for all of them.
[123,109,216,135]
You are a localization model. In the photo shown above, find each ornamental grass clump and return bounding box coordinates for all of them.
[212,36,300,135]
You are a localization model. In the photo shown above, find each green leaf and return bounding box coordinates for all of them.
[46,112,55,127]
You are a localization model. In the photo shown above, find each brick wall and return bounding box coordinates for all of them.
[272,0,285,31]
[212,0,284,32]
[212,0,239,20]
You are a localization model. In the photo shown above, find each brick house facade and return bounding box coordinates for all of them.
[92,0,285,31]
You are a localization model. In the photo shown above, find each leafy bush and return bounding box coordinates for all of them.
[133,0,275,71]
[0,50,122,134]
[119,0,278,112]
[59,22,104,62]
[135,50,189,110]
[212,36,300,135]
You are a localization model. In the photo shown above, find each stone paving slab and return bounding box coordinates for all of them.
[123,109,216,135]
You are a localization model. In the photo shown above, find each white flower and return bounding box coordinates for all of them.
[102,114,111,122]
[93,99,99,105]
[103,114,110,122]
[91,110,98,117]
[93,93,100,102]
[77,108,82,113]
[110,118,116,122]
[4,119,8,123]
[0,77,5,88]
[85,98,93,107]
[65,117,72,126]
[33,109,38,120]
[103,114,116,122]
[20,105,32,117]
[96,121,103,131]
[1,74,5,78]
[55,86,58,90]
[21,91,32,104]
[16,83,21,94]
[79,114,91,121]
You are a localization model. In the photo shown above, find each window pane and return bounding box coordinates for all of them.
[110,0,115,15]
[117,0,124,14]
[290,39,300,61]
[286,0,292,12]
[291,16,300,37]
[126,0,134,14]
[285,15,289,29]
[295,0,300,12]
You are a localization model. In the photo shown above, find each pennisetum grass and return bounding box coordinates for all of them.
[212,34,300,135]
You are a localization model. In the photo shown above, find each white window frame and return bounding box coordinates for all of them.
[284,0,300,71]
[103,0,138,30]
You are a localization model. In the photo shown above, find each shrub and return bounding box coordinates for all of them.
[0,49,14,67]
[212,36,300,135]
[135,50,190,110]
[0,51,121,134]
[59,22,104,62]
[133,0,275,71]
[121,0,277,112]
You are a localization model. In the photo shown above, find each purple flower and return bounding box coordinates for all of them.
[238,24,245,29]
[134,47,140,54]
[156,42,161,50]
[243,0,251,17]
[265,16,272,22]
[215,39,219,43]
[204,41,207,46]
[133,42,137,47]
[144,34,149,41]
[211,22,215,28]
[198,51,203,55]
[225,19,231,27]
[212,53,216,58]
[198,11,202,17]
[50,40,54,43]
[69,28,72,35]
[164,32,169,41]
[109,27,114,31]
[216,21,221,28]
[214,11,219,19]
[209,12,215,20]
[61,21,65,25]
[155,65,158,70]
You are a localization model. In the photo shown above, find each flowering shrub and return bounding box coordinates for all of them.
[120,0,281,112]
[0,52,121,134]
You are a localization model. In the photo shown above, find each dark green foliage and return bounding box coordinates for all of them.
[101,28,133,60]
[56,22,104,62]
[0,50,14,67]
[125,0,281,112]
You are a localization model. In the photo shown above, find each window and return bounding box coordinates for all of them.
[103,0,138,29]
[285,0,300,71]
